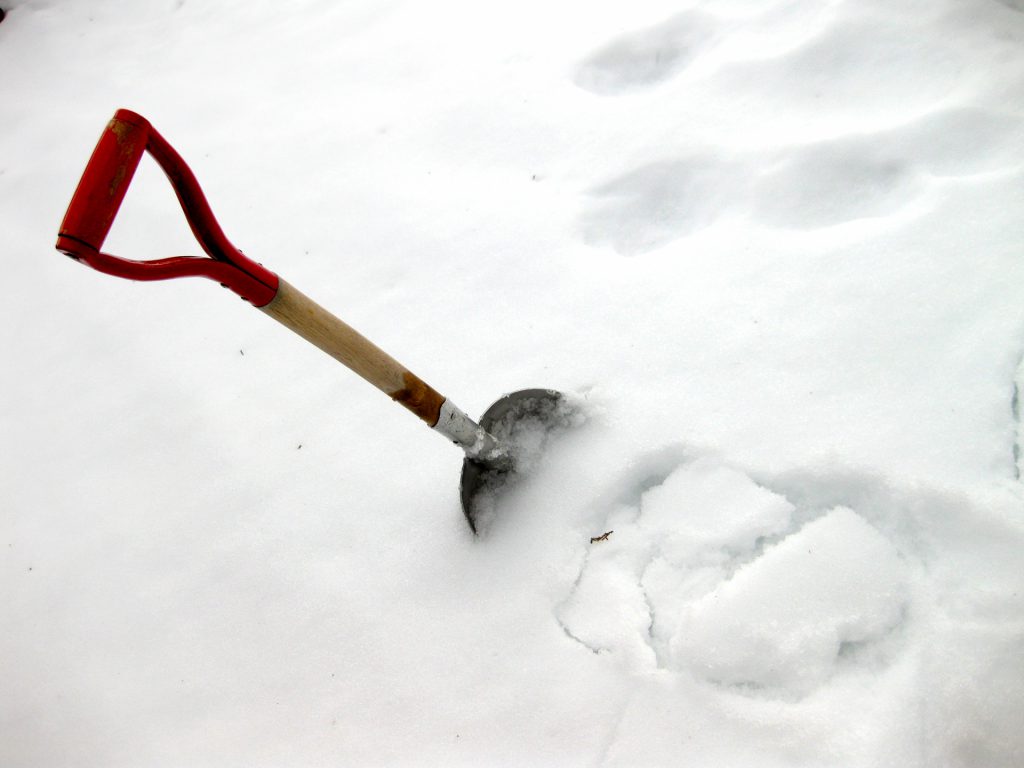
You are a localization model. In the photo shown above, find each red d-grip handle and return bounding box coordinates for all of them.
[56,109,279,307]
[58,110,149,252]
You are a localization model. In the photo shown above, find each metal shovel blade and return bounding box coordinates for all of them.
[460,388,566,533]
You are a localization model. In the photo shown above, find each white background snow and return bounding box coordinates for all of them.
[3,0,1024,765]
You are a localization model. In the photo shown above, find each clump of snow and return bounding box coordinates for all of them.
[673,506,909,696]
[639,458,795,563]
[556,457,799,668]
[463,390,586,534]
[555,459,910,698]
[487,390,588,476]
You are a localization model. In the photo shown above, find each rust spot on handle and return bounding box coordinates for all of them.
[390,372,444,426]
[107,118,139,199]
[109,118,133,143]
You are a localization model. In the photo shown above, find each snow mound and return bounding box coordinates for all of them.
[557,459,909,698]
[673,506,908,696]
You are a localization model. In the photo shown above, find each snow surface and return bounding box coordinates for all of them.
[3,0,1024,765]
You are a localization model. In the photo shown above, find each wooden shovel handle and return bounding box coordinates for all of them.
[261,279,446,426]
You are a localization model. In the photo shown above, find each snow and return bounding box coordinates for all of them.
[3,0,1024,765]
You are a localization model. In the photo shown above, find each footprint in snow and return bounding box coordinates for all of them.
[993,0,1024,12]
[579,140,915,256]
[751,108,1024,230]
[750,139,923,230]
[581,156,742,255]
[556,456,910,698]
[574,10,720,95]
[581,107,1022,255]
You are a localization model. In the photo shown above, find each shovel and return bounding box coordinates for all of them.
[55,109,565,533]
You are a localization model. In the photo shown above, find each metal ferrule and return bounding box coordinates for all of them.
[434,399,512,470]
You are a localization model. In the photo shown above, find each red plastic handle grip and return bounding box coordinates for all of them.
[56,109,279,307]
[58,110,150,253]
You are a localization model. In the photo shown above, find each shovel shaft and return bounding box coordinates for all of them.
[261,280,509,465]
[261,278,445,425]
